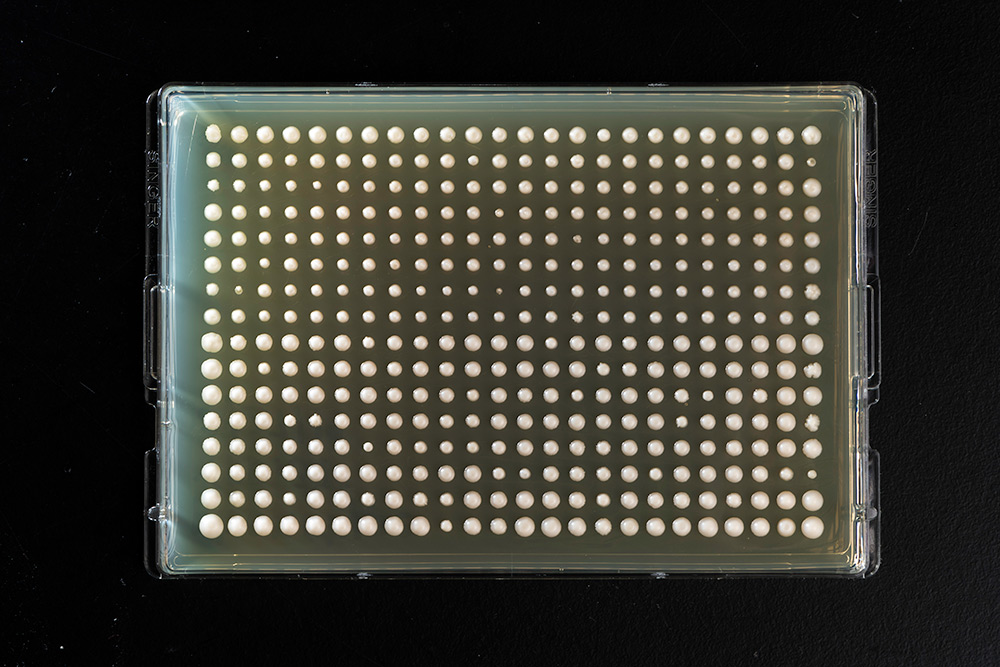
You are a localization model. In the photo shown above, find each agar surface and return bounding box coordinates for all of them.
[159,91,864,571]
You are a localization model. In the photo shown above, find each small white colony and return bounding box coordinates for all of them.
[195,117,831,550]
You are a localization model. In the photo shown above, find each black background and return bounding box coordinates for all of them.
[3,2,999,664]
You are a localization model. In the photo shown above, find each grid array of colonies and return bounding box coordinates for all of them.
[192,118,832,546]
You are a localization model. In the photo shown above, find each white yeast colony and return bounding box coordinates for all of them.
[197,120,829,542]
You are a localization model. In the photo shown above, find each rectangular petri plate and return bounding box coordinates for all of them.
[145,85,879,576]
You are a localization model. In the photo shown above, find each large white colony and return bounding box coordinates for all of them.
[196,118,828,543]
